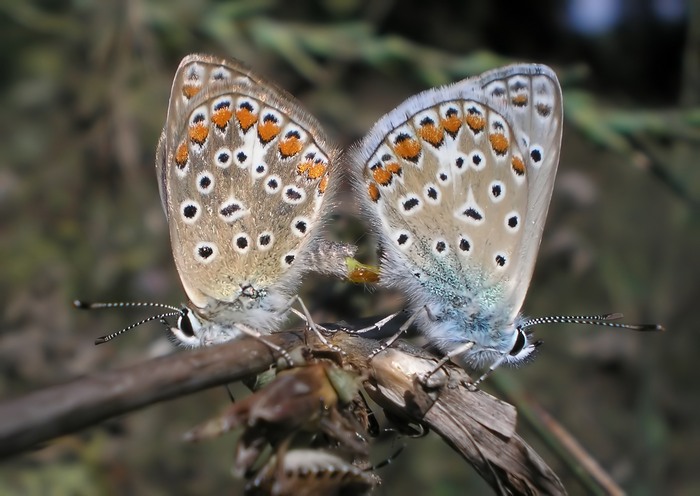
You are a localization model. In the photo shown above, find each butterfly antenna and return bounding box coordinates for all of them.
[73,300,183,344]
[73,300,181,312]
[520,313,665,332]
[94,312,182,344]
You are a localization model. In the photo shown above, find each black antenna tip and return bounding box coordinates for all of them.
[74,300,91,309]
[646,323,666,332]
[95,336,109,345]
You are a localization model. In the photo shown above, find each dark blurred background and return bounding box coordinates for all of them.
[0,0,696,494]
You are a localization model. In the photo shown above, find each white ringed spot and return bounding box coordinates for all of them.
[194,242,218,264]
[180,200,201,224]
[489,180,506,203]
[281,251,296,269]
[494,252,508,270]
[282,185,306,205]
[253,162,268,179]
[457,235,472,255]
[504,211,521,233]
[398,194,423,216]
[210,67,231,81]
[232,146,249,169]
[432,238,449,256]
[196,171,214,194]
[394,230,413,250]
[291,216,310,237]
[485,81,507,100]
[423,183,440,205]
[436,169,451,185]
[529,144,544,168]
[218,197,247,223]
[214,147,232,168]
[455,189,485,225]
[265,175,281,194]
[452,153,469,173]
[468,150,486,171]
[257,231,274,251]
[233,232,251,254]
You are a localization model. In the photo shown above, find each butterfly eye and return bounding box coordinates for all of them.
[509,328,527,356]
[178,309,195,337]
[170,307,203,348]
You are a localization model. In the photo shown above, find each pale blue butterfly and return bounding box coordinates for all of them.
[351,64,661,383]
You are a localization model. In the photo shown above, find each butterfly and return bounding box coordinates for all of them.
[350,64,660,382]
[78,54,353,354]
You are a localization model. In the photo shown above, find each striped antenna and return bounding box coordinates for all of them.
[73,300,183,344]
[520,312,664,332]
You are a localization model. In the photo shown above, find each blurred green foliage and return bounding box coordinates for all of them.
[0,0,697,494]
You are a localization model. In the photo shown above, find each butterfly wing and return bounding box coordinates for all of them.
[353,64,562,322]
[157,55,337,310]
[472,65,563,315]
[156,54,300,216]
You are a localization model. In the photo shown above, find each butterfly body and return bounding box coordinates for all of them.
[157,54,338,347]
[352,64,563,367]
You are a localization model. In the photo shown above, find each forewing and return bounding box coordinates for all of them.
[353,64,562,320]
[156,54,298,214]
[159,55,336,308]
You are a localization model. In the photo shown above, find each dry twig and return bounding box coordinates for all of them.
[0,327,566,494]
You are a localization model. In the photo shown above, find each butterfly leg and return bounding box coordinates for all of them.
[285,296,344,353]
[368,307,424,359]
[422,341,475,385]
[234,322,295,367]
[468,354,508,390]
[340,311,403,336]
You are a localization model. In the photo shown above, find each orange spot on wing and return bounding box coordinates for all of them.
[297,158,312,175]
[279,136,303,158]
[258,120,281,144]
[466,113,486,133]
[297,155,328,181]
[318,174,329,194]
[489,133,509,155]
[189,123,209,146]
[511,155,525,176]
[441,113,462,136]
[235,107,257,132]
[175,142,188,168]
[182,84,201,99]
[511,94,528,107]
[368,182,380,202]
[418,123,444,147]
[211,107,233,130]
[393,136,421,162]
[307,161,327,180]
[385,162,402,176]
[372,167,392,186]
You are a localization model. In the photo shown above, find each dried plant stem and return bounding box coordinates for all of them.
[0,332,303,458]
[0,327,568,493]
[334,333,566,495]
